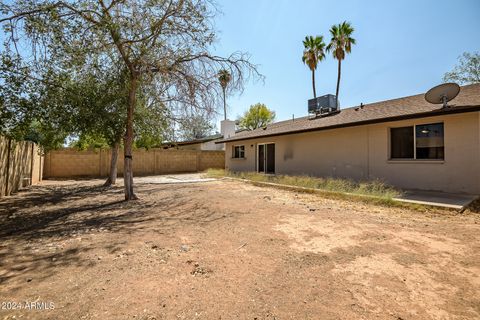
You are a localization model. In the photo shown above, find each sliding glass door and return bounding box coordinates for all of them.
[257,143,275,174]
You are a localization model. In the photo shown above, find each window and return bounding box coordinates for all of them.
[390,123,444,160]
[415,123,444,159]
[232,145,245,159]
[391,126,414,159]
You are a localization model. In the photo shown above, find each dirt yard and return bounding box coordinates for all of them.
[1,177,479,319]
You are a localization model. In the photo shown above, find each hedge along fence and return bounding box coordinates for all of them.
[0,136,44,197]
[43,148,225,179]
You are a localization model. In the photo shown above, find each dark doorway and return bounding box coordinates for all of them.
[258,143,275,174]
[258,144,265,173]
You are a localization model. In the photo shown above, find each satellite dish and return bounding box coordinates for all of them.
[425,83,460,108]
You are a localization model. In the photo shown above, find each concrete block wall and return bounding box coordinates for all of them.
[43,148,225,178]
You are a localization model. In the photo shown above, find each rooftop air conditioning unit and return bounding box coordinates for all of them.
[308,94,339,116]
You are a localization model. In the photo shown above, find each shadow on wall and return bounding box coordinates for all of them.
[283,142,294,161]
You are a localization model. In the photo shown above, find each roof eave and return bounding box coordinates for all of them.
[215,105,480,144]
[168,137,220,146]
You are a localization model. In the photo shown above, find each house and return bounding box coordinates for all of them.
[217,83,480,195]
[163,133,224,151]
[163,120,238,151]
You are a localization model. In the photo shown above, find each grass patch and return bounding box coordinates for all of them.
[204,168,228,179]
[204,169,414,208]
[206,169,400,198]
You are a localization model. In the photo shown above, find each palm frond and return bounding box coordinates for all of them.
[301,35,326,71]
[326,21,356,60]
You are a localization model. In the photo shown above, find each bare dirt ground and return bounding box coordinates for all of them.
[0,178,479,320]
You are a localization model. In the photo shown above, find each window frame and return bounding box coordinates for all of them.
[389,122,445,161]
[232,145,246,159]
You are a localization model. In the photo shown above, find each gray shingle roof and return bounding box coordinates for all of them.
[218,84,480,143]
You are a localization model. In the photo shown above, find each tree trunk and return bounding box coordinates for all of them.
[223,87,227,120]
[123,74,138,200]
[312,69,316,98]
[336,59,342,108]
[103,141,119,187]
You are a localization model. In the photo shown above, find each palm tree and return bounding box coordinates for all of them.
[302,35,326,98]
[326,21,356,107]
[218,69,231,120]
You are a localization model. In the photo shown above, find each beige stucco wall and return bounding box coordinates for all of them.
[201,140,224,151]
[225,112,480,194]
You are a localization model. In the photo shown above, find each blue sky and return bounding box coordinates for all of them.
[1,0,478,132]
[213,0,480,128]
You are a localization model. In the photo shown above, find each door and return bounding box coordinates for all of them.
[257,143,275,174]
[258,144,265,173]
[266,143,275,173]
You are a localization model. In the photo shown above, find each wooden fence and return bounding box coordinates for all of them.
[0,136,44,197]
[43,148,225,178]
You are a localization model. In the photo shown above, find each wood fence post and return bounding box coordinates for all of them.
[30,143,34,185]
[154,149,157,175]
[39,150,43,181]
[196,151,200,172]
[4,138,12,196]
[99,149,102,177]
[49,152,52,178]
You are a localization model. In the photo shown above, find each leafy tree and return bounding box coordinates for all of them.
[326,21,356,107]
[0,54,37,138]
[70,134,110,150]
[72,105,169,151]
[1,46,168,186]
[66,65,127,186]
[178,113,214,141]
[0,54,71,150]
[21,120,68,150]
[218,69,231,120]
[51,66,169,184]
[443,52,480,85]
[48,58,128,184]
[302,36,325,98]
[238,103,276,130]
[133,100,171,149]
[1,0,260,200]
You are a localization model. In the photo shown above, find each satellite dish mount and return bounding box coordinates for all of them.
[424,83,460,108]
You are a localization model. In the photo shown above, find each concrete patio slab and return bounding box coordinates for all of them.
[134,173,216,184]
[393,190,478,210]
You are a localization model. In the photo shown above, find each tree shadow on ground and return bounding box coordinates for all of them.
[0,181,231,291]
